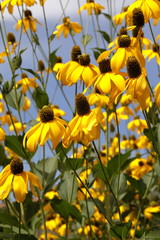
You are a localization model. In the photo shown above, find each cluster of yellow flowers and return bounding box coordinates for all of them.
[0,0,160,239]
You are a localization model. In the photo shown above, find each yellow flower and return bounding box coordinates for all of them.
[127,158,153,179]
[0,112,17,125]
[98,35,145,73]
[53,17,82,39]
[0,127,5,141]
[86,90,109,107]
[113,6,129,25]
[126,0,160,24]
[0,0,36,14]
[56,45,82,85]
[143,43,160,65]
[0,157,42,203]
[15,10,42,33]
[127,118,148,134]
[154,83,160,107]
[21,96,31,111]
[126,56,151,110]
[144,204,160,220]
[62,94,104,148]
[66,54,99,87]
[23,105,67,152]
[94,58,126,103]
[9,122,26,134]
[16,72,39,93]
[78,0,105,15]
[58,52,99,87]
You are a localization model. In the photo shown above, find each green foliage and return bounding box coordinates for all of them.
[5,89,25,110]
[5,135,33,160]
[32,86,49,108]
[81,34,93,46]
[110,220,132,240]
[58,170,78,203]
[51,198,82,223]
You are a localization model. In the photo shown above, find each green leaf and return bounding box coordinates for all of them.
[51,198,82,223]
[81,34,92,46]
[144,227,160,239]
[32,86,49,109]
[49,48,59,68]
[50,198,70,219]
[2,80,14,94]
[22,68,41,82]
[125,174,147,196]
[5,135,33,160]
[33,156,58,193]
[5,89,25,110]
[11,55,22,71]
[111,173,127,200]
[98,30,110,43]
[65,157,84,171]
[81,199,95,219]
[58,170,78,203]
[110,220,132,240]
[107,151,133,178]
[69,205,82,223]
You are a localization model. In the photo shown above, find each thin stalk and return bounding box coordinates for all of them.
[92,141,122,222]
[132,170,155,240]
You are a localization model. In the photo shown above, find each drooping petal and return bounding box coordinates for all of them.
[0,174,13,200]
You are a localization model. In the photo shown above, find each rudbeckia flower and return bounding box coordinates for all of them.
[21,96,31,111]
[0,112,17,125]
[56,45,82,86]
[53,17,82,39]
[94,58,126,104]
[0,127,5,141]
[144,204,160,220]
[86,88,109,107]
[127,117,148,134]
[0,157,42,203]
[0,0,36,14]
[127,158,153,180]
[113,6,129,25]
[23,105,67,152]
[16,72,39,93]
[15,10,42,33]
[97,35,145,73]
[62,93,104,148]
[154,83,160,107]
[9,121,26,134]
[65,54,99,87]
[126,56,151,110]
[126,0,160,24]
[78,0,105,15]
[142,43,160,65]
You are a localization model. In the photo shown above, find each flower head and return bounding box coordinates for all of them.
[0,157,42,202]
[126,56,151,109]
[78,0,105,15]
[23,105,67,152]
[15,10,42,33]
[16,73,39,93]
[53,17,82,39]
[62,94,104,148]
[94,58,126,103]
[56,45,82,85]
[97,35,145,73]
[143,42,160,65]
